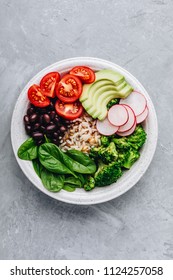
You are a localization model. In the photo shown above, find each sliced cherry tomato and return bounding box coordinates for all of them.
[28,84,50,107]
[55,99,83,120]
[56,74,82,103]
[40,72,60,98]
[69,66,95,84]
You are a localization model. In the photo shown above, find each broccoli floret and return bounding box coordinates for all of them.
[107,98,119,109]
[100,136,110,147]
[94,160,122,187]
[117,149,130,166]
[127,125,147,150]
[111,125,146,151]
[112,137,130,150]
[84,176,95,191]
[90,142,118,164]
[123,148,140,169]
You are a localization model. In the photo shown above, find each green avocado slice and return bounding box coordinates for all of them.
[80,69,124,102]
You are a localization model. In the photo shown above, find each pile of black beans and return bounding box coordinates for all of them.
[23,100,71,146]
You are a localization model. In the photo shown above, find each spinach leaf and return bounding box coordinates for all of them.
[38,143,76,176]
[75,173,86,185]
[40,168,64,192]
[66,149,96,174]
[32,159,42,178]
[17,137,38,160]
[43,144,96,174]
[64,176,82,188]
[63,184,76,192]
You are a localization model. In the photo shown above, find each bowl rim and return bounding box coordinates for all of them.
[11,57,158,205]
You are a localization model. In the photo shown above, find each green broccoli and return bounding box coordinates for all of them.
[116,149,130,167]
[112,137,130,150]
[94,160,122,187]
[100,136,110,147]
[107,98,119,110]
[123,148,140,169]
[127,125,147,150]
[83,176,95,191]
[90,142,118,164]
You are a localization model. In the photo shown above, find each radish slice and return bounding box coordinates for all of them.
[108,104,129,126]
[119,91,147,116]
[136,106,149,124]
[96,117,119,136]
[117,104,136,132]
[116,120,136,136]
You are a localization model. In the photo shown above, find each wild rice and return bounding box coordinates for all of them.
[59,113,101,153]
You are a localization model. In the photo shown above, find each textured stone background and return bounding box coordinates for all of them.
[0,0,173,260]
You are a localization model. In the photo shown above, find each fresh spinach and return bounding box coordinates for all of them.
[66,149,97,174]
[64,176,82,188]
[63,184,76,192]
[39,143,96,176]
[32,159,42,178]
[40,168,64,192]
[38,144,76,177]
[17,137,38,160]
[75,173,86,185]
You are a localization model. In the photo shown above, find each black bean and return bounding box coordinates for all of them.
[23,115,30,125]
[25,125,32,135]
[38,108,48,113]
[27,107,35,115]
[46,124,57,133]
[64,120,71,125]
[43,114,51,124]
[50,111,56,120]
[53,132,59,138]
[33,123,40,131]
[53,139,59,145]
[39,115,44,124]
[32,132,43,140]
[60,125,66,132]
[29,113,38,123]
[36,139,45,146]
[54,117,60,125]
[46,133,52,138]
[40,125,46,133]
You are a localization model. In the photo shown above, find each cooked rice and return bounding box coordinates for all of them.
[59,113,101,153]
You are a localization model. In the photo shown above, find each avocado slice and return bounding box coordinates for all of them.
[82,84,117,112]
[80,79,113,102]
[95,69,124,85]
[80,69,133,121]
[117,84,133,98]
[114,80,127,91]
[80,69,124,102]
[92,91,120,119]
[84,83,133,119]
[89,91,117,119]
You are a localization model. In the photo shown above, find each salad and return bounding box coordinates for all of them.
[17,66,148,192]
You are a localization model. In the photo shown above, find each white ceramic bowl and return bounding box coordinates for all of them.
[11,57,158,205]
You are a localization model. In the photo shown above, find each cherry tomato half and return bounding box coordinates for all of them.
[55,99,83,120]
[56,74,82,103]
[28,84,50,107]
[40,72,60,98]
[69,66,95,84]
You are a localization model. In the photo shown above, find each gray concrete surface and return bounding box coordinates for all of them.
[0,0,173,260]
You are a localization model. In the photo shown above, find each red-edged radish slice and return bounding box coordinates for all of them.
[119,91,147,116]
[108,104,129,126]
[116,120,136,136]
[118,104,136,132]
[96,117,119,136]
[136,106,149,124]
